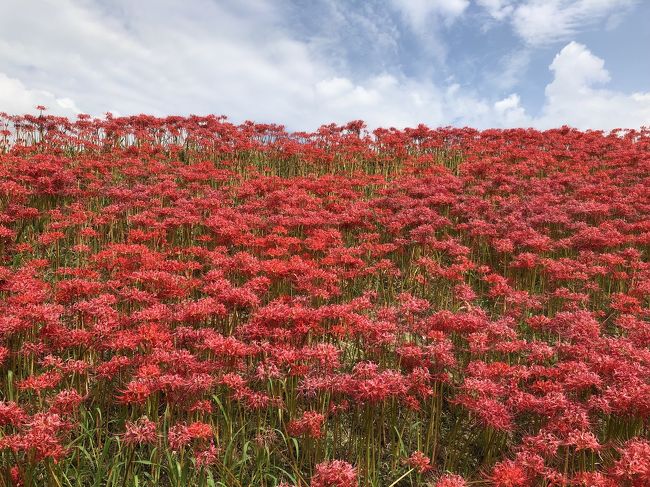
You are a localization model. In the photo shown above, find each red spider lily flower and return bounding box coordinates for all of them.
[0,401,28,426]
[17,371,62,393]
[490,460,529,487]
[287,411,325,439]
[3,412,71,462]
[95,355,133,379]
[117,380,153,405]
[407,450,433,473]
[123,417,158,446]
[188,399,213,415]
[0,225,16,240]
[9,465,22,486]
[565,429,601,451]
[611,438,650,485]
[168,421,213,451]
[167,425,192,452]
[48,389,85,415]
[186,421,215,440]
[434,474,468,487]
[254,428,279,448]
[570,472,617,487]
[310,460,357,487]
[194,442,220,468]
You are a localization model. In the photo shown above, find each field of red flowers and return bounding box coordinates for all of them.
[0,112,649,486]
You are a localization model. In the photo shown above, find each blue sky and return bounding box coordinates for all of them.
[0,0,648,130]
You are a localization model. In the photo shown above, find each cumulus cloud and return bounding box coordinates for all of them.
[466,41,650,130]
[478,0,637,45]
[537,41,650,128]
[483,41,650,130]
[494,93,530,126]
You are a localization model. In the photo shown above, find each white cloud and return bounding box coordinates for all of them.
[0,0,500,129]
[0,72,81,116]
[547,40,610,89]
[494,93,530,125]
[316,77,381,107]
[476,0,515,21]
[464,41,650,130]
[536,41,650,128]
[478,0,637,46]
[0,2,646,130]
[313,75,489,129]
[388,0,470,65]
[391,0,470,29]
[489,49,531,90]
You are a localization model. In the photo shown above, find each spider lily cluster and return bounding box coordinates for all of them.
[0,111,649,486]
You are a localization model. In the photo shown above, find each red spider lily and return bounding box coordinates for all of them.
[565,429,601,452]
[1,412,71,462]
[434,474,468,487]
[194,441,220,468]
[48,389,85,415]
[168,421,213,451]
[570,472,618,487]
[489,460,529,487]
[1,114,650,484]
[188,399,213,415]
[0,401,27,426]
[122,417,158,446]
[17,371,62,393]
[8,466,23,486]
[117,380,153,405]
[310,460,357,487]
[287,411,325,439]
[407,450,433,473]
[611,439,650,485]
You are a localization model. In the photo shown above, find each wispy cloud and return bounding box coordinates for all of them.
[490,49,532,91]
[477,0,637,46]
[389,0,470,30]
